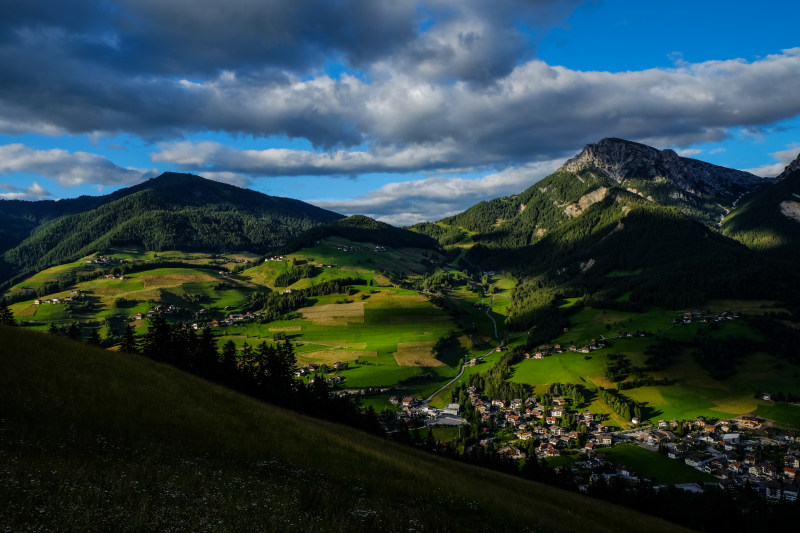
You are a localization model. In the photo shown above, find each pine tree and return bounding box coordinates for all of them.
[120,325,138,353]
[66,321,80,340]
[0,299,16,326]
[141,315,171,361]
[48,322,59,335]
[195,326,218,377]
[87,329,102,346]
[221,340,238,384]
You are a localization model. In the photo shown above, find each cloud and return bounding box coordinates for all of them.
[744,146,800,177]
[3,2,800,183]
[308,159,563,224]
[676,148,703,157]
[0,144,157,186]
[0,181,52,200]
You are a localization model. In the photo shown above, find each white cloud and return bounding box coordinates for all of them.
[0,144,157,186]
[744,146,800,177]
[676,148,703,157]
[308,159,563,224]
[0,181,52,200]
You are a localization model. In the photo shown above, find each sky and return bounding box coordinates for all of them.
[1,0,800,225]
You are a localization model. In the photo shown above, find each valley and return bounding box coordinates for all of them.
[4,140,800,531]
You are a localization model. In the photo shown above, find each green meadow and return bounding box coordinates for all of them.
[511,303,800,428]
[600,444,715,485]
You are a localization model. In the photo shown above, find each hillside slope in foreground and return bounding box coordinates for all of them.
[0,326,687,532]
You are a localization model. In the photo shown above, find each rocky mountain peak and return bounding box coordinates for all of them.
[563,137,769,203]
[777,152,800,179]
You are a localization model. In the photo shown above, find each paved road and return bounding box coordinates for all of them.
[424,297,502,404]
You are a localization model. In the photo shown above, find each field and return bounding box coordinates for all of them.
[7,238,800,428]
[5,240,502,410]
[511,303,800,428]
[600,444,715,485]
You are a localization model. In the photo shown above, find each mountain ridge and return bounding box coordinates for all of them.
[0,172,343,287]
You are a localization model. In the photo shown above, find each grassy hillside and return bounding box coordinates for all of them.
[0,326,686,532]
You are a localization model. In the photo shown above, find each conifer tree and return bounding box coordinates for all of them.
[87,329,102,346]
[66,321,80,340]
[0,299,16,326]
[120,325,138,353]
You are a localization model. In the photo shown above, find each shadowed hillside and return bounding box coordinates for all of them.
[0,326,686,532]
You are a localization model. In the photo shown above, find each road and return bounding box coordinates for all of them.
[423,297,502,404]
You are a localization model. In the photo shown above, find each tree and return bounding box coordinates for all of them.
[0,299,16,326]
[141,315,170,361]
[221,340,238,384]
[87,329,102,346]
[120,325,138,353]
[47,322,59,335]
[66,321,81,340]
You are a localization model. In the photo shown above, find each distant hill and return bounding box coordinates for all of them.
[0,325,685,532]
[722,153,800,259]
[0,173,343,286]
[287,214,438,252]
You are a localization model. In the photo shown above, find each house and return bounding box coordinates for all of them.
[497,446,526,460]
[740,416,762,429]
[596,434,612,446]
[135,312,144,320]
[765,481,782,503]
[34,299,41,305]
[551,407,564,417]
[783,485,799,502]
[546,416,557,425]
[658,420,668,428]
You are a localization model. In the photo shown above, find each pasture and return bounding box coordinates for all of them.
[600,444,715,485]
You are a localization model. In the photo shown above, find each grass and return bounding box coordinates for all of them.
[0,326,687,532]
[600,444,715,485]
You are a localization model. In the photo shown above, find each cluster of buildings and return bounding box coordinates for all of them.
[387,396,466,427]
[85,255,124,265]
[134,304,178,320]
[677,310,739,325]
[632,415,800,502]
[525,339,609,358]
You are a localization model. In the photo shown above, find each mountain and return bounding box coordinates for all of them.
[434,138,799,331]
[0,325,684,532]
[722,152,800,259]
[287,214,438,252]
[0,173,343,286]
[562,138,770,225]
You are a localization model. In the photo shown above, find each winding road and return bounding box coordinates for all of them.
[423,296,502,404]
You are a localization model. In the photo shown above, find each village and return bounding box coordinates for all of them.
[382,382,800,503]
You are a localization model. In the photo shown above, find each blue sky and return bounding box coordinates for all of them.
[1,0,799,224]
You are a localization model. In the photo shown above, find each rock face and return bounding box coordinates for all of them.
[563,138,769,204]
[777,152,800,180]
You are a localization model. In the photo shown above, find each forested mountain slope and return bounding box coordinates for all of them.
[0,173,342,286]
[722,153,800,259]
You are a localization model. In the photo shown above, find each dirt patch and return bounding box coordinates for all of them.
[268,326,302,332]
[296,350,375,364]
[140,273,217,288]
[394,341,444,367]
[299,302,365,326]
